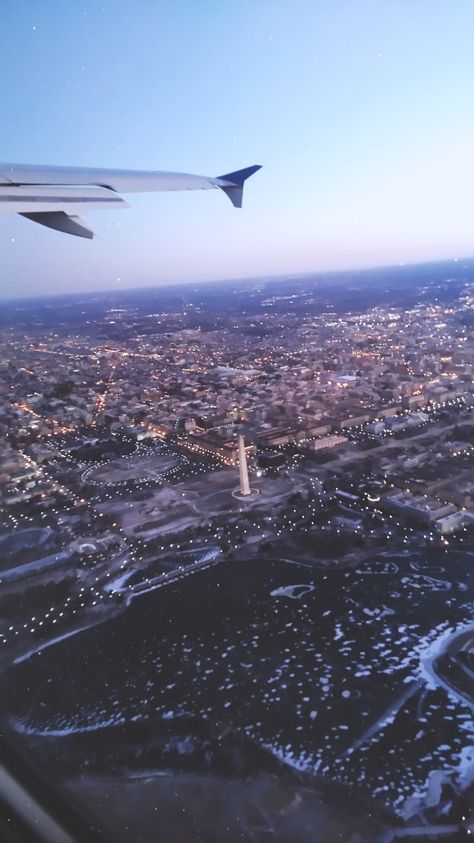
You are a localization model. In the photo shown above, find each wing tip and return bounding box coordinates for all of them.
[216,164,262,208]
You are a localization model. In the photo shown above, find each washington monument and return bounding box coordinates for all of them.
[238,434,251,496]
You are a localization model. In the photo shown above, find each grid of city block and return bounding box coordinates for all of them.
[0,265,473,841]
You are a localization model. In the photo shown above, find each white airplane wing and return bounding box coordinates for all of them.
[0,163,261,239]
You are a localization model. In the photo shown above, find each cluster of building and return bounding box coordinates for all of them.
[381,488,474,534]
[0,447,40,506]
[1,283,474,522]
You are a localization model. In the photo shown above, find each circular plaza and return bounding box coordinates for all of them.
[82,451,182,487]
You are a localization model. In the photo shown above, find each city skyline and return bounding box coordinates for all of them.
[3,1,474,298]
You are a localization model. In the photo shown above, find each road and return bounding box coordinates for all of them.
[124,547,222,604]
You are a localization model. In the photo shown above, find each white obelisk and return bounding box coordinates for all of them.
[238,434,251,496]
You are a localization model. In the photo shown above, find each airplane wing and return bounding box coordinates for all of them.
[0,163,261,239]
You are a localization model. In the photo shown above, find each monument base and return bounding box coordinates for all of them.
[232,487,260,501]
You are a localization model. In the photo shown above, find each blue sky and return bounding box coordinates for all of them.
[2,0,474,298]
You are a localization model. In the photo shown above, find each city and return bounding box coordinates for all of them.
[0,264,473,840]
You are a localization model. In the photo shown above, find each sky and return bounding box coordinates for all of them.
[2,0,474,299]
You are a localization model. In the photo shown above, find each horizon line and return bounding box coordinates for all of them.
[2,254,473,304]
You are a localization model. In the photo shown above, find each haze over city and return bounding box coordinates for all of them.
[3,0,474,298]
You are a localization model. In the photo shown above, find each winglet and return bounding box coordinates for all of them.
[216,164,262,208]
